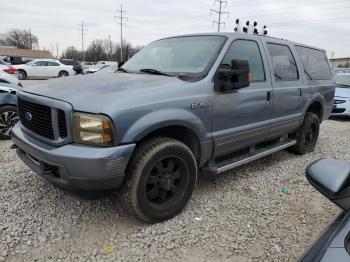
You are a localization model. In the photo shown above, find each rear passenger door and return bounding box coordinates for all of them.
[212,38,273,157]
[263,41,304,139]
[47,61,60,77]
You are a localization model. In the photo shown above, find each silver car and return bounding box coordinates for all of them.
[332,73,350,117]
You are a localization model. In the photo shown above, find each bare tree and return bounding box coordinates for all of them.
[0,29,39,49]
[61,46,81,60]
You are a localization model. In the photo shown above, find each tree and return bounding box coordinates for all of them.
[0,29,38,49]
[61,46,81,60]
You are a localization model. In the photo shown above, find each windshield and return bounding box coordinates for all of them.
[122,36,226,79]
[335,74,350,88]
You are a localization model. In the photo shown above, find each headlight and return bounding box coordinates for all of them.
[73,113,115,146]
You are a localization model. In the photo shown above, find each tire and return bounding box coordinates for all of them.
[288,112,320,155]
[0,105,19,140]
[58,71,69,77]
[121,137,197,223]
[18,70,27,80]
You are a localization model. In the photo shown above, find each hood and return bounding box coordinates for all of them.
[335,86,350,98]
[22,72,191,114]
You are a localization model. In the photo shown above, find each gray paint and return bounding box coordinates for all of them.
[12,32,335,190]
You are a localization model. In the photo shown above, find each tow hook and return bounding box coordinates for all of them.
[10,144,18,150]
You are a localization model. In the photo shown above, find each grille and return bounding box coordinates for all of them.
[332,108,346,114]
[334,99,346,105]
[58,110,67,138]
[18,98,54,139]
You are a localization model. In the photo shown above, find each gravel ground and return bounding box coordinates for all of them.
[0,119,348,262]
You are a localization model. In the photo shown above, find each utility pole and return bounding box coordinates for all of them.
[211,0,229,32]
[114,5,128,62]
[78,20,87,62]
[29,27,33,50]
[56,43,59,59]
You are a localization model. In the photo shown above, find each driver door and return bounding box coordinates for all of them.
[29,61,48,77]
[212,38,273,157]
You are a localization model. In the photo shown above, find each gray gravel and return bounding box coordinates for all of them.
[1,119,348,262]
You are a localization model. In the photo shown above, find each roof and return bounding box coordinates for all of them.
[161,32,325,52]
[0,48,53,58]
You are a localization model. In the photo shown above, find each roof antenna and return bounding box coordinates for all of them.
[263,25,268,36]
[243,21,249,33]
[253,21,259,35]
[234,19,240,32]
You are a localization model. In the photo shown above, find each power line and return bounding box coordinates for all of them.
[114,4,128,62]
[211,0,230,32]
[78,20,87,62]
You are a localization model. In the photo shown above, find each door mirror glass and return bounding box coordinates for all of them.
[306,159,350,211]
[214,59,250,92]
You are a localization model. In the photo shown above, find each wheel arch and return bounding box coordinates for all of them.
[305,99,324,122]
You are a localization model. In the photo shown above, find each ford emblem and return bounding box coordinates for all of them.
[24,112,33,121]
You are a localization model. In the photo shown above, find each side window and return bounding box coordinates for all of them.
[295,46,332,80]
[267,43,299,81]
[33,61,48,66]
[48,62,59,66]
[221,40,265,82]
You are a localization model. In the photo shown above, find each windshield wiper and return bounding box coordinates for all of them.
[337,84,350,88]
[139,68,174,77]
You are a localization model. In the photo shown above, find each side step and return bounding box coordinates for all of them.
[202,139,297,175]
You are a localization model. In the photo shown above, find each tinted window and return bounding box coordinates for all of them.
[221,40,265,82]
[267,43,299,81]
[295,46,332,80]
[33,61,48,66]
[48,62,59,66]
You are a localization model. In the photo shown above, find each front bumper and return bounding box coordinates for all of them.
[331,97,350,117]
[11,124,136,191]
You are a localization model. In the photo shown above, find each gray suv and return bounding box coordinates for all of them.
[11,33,335,223]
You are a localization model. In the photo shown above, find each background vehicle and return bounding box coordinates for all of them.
[334,68,350,74]
[59,59,83,74]
[94,64,118,74]
[0,71,21,86]
[331,73,350,117]
[11,33,334,223]
[0,58,18,76]
[97,61,118,66]
[0,82,20,140]
[2,56,33,65]
[83,63,110,74]
[301,159,350,262]
[14,59,76,80]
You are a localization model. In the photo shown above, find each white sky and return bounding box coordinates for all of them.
[1,0,350,58]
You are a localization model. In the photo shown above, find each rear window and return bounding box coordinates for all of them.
[295,46,332,80]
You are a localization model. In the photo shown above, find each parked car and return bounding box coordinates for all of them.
[59,59,83,74]
[97,61,118,66]
[81,62,94,70]
[94,64,119,74]
[2,56,33,65]
[331,73,350,117]
[0,82,20,140]
[0,71,21,86]
[300,159,350,262]
[334,68,350,74]
[11,33,334,223]
[83,64,110,74]
[14,59,76,80]
[0,58,18,76]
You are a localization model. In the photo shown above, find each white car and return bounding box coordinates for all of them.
[14,59,76,80]
[83,64,110,74]
[0,71,21,86]
[331,73,350,117]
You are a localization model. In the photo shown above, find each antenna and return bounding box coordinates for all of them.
[253,22,259,35]
[114,4,128,62]
[243,21,249,33]
[78,20,87,62]
[234,19,240,32]
[263,25,268,36]
[210,0,230,32]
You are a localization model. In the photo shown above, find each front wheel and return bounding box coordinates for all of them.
[0,106,19,140]
[122,137,197,223]
[288,112,320,155]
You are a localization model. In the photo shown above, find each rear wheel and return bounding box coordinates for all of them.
[122,137,197,223]
[0,106,19,140]
[58,71,69,77]
[288,112,320,155]
[18,70,27,80]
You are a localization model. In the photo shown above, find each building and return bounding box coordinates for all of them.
[330,57,350,69]
[0,47,53,59]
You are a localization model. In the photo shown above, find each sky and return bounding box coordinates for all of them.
[1,0,350,58]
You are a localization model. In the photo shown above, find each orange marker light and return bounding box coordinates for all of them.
[103,120,111,130]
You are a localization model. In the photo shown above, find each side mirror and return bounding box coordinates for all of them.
[306,159,350,211]
[214,59,250,92]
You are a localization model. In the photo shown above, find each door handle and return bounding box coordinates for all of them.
[298,88,303,97]
[267,91,272,103]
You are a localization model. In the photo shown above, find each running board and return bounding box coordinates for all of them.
[203,139,297,175]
